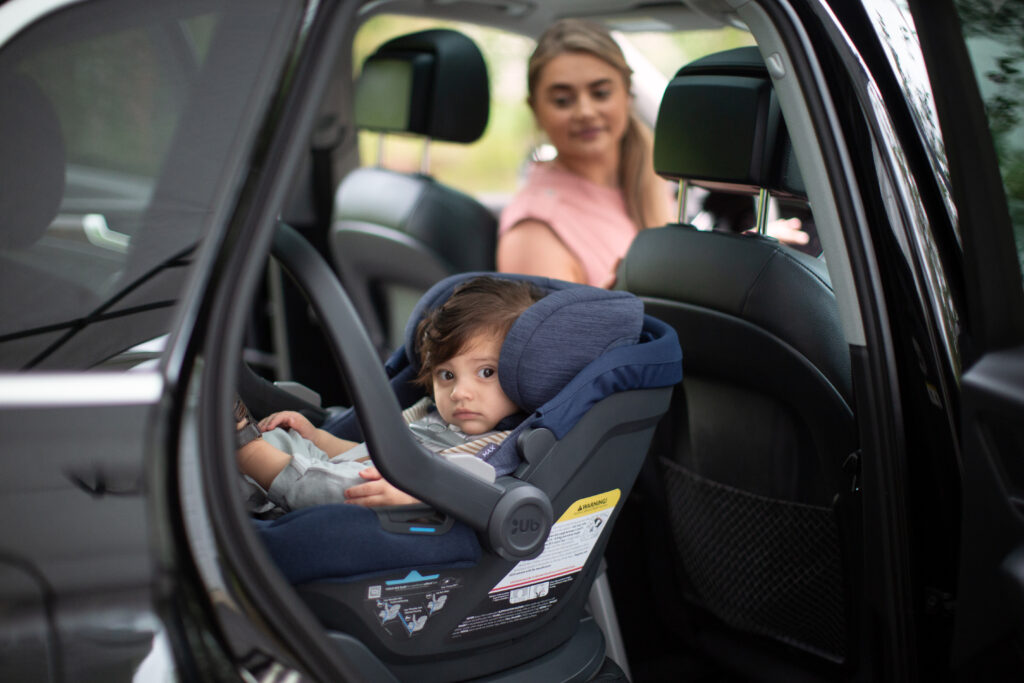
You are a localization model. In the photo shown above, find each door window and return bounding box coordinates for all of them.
[955,1,1024,272]
[0,0,299,370]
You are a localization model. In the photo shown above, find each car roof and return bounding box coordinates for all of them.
[353,0,731,39]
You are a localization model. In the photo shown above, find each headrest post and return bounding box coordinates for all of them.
[421,137,431,175]
[376,133,385,168]
[677,179,689,224]
[756,187,770,235]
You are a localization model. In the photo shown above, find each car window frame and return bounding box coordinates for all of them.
[910,0,1024,354]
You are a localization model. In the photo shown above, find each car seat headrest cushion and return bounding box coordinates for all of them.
[499,288,644,412]
[653,46,803,198]
[355,29,489,144]
[0,72,66,249]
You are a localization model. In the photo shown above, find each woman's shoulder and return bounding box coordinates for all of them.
[499,162,561,232]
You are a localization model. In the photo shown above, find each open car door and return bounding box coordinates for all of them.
[909,0,1024,673]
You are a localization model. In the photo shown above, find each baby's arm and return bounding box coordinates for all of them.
[343,467,419,507]
[259,410,359,457]
[237,438,292,490]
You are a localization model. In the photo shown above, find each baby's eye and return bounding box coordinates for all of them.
[478,367,496,379]
[437,369,454,381]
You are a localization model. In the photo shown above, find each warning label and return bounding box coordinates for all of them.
[491,489,620,593]
[450,575,573,639]
[448,490,620,641]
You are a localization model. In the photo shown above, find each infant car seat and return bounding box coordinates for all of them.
[253,265,681,682]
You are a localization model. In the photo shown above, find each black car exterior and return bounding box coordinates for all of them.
[0,0,1022,681]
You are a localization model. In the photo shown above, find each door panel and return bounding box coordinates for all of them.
[953,348,1024,664]
[908,0,1024,670]
[0,375,163,678]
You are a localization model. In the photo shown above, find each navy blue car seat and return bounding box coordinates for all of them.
[616,47,858,673]
[331,29,497,359]
[254,270,681,682]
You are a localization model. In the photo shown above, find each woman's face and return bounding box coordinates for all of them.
[531,51,631,166]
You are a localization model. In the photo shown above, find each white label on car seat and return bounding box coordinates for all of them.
[449,490,622,641]
[490,489,620,594]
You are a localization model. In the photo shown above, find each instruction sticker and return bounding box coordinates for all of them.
[448,489,620,641]
[365,570,462,639]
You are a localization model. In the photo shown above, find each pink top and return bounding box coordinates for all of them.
[499,162,638,287]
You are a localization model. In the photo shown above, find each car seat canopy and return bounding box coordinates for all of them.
[499,287,644,412]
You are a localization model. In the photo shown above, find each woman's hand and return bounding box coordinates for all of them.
[258,410,316,440]
[344,467,420,507]
[757,217,809,246]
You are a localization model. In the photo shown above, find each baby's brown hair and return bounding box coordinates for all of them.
[414,276,544,393]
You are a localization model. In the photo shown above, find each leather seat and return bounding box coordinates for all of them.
[331,29,497,359]
[618,47,858,670]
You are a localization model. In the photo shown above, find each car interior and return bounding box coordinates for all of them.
[0,0,893,681]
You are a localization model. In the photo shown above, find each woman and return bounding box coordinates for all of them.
[497,19,673,288]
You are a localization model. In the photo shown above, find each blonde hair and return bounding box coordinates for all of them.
[528,18,666,230]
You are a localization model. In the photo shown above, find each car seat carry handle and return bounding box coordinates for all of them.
[272,224,552,559]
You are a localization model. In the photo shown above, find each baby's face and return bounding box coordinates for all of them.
[431,334,519,435]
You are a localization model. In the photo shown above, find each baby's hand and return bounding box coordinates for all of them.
[344,467,419,507]
[258,410,316,440]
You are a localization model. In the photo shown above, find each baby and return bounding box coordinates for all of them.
[236,276,543,512]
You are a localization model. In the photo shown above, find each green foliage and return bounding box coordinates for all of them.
[956,0,1024,269]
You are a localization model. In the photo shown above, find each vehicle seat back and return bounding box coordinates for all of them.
[618,47,857,667]
[0,71,97,360]
[331,30,497,359]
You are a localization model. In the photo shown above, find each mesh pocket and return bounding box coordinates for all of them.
[662,458,846,661]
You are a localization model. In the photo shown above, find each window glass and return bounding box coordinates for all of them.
[0,0,298,370]
[955,0,1024,273]
[612,26,755,79]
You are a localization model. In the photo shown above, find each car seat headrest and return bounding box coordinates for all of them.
[0,72,66,249]
[498,287,644,412]
[355,29,489,144]
[653,46,804,198]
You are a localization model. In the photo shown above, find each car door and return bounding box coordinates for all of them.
[0,0,307,679]
[906,0,1024,674]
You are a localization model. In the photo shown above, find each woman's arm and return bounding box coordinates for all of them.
[497,220,587,284]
